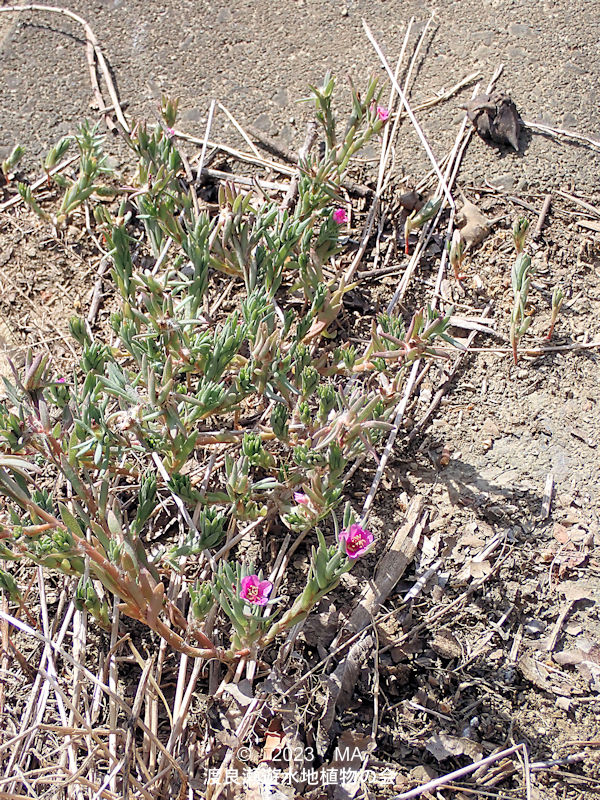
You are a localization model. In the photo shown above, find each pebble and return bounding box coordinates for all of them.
[181,108,203,122]
[272,88,288,107]
[253,112,272,132]
[508,23,535,36]
[488,173,515,192]
[556,697,571,712]
[524,619,546,635]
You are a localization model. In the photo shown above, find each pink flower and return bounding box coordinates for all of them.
[239,574,273,606]
[376,106,389,122]
[332,208,348,225]
[339,524,374,560]
[166,127,175,138]
[294,492,309,505]
[56,377,66,384]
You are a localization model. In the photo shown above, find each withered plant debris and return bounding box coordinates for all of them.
[455,196,499,248]
[464,92,521,151]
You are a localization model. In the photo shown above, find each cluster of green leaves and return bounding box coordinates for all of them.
[510,218,535,364]
[0,76,456,657]
[18,121,114,227]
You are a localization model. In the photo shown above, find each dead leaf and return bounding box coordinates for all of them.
[558,581,597,603]
[431,629,462,659]
[459,533,486,548]
[426,732,483,762]
[244,765,294,800]
[518,654,573,696]
[397,189,424,213]
[553,523,570,544]
[208,679,255,750]
[517,656,552,690]
[554,639,600,690]
[262,717,287,763]
[329,731,375,800]
[409,765,438,783]
[220,679,254,707]
[540,540,588,576]
[558,551,587,578]
[455,198,493,248]
[301,598,340,648]
[464,92,521,150]
[344,496,424,634]
[457,558,492,581]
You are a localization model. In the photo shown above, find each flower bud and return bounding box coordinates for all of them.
[189,582,214,621]
[0,568,21,601]
[448,230,465,280]
[270,403,289,441]
[301,366,320,397]
[513,217,529,254]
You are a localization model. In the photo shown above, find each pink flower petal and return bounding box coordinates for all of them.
[332,208,348,225]
[239,574,273,605]
[339,523,374,559]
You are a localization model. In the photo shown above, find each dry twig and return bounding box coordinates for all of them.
[392,743,528,799]
[0,5,129,133]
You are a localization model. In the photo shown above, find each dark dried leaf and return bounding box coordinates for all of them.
[465,92,521,151]
[397,189,424,213]
[302,598,340,648]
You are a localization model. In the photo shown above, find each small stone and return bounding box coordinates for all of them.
[524,619,546,635]
[340,5,349,15]
[488,173,515,192]
[562,512,583,526]
[253,112,272,132]
[508,23,534,36]
[272,88,288,107]
[556,696,571,712]
[481,419,501,438]
[561,112,578,128]
[181,108,203,122]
